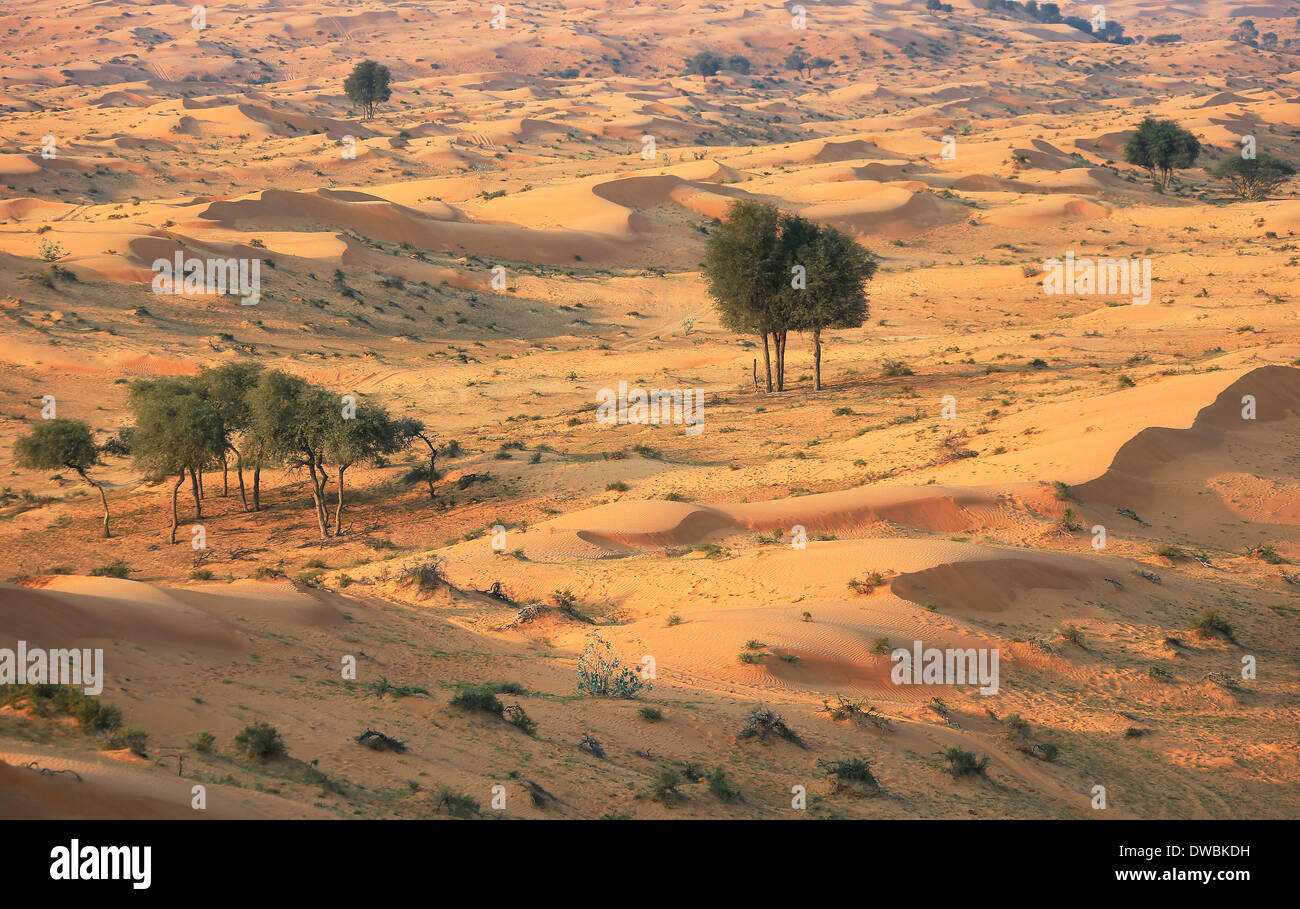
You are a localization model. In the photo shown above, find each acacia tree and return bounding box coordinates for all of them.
[1124,117,1201,189]
[130,379,226,543]
[247,371,337,539]
[684,51,722,83]
[196,362,263,510]
[703,200,792,393]
[322,401,409,535]
[785,48,810,78]
[1213,152,1296,201]
[785,221,877,391]
[344,60,392,120]
[15,419,111,538]
[395,417,439,499]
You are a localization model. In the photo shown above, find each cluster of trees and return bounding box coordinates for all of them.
[704,201,877,393]
[984,1,1131,44]
[344,60,392,120]
[1233,20,1282,50]
[683,51,751,81]
[15,364,438,542]
[1122,117,1295,199]
[681,50,832,81]
[784,48,834,78]
[1123,117,1201,189]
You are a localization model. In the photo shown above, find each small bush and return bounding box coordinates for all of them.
[650,768,683,803]
[638,705,663,722]
[707,767,741,801]
[576,638,646,698]
[234,722,286,761]
[89,561,130,578]
[941,747,988,778]
[450,685,504,716]
[737,707,805,747]
[434,786,480,818]
[1191,608,1235,642]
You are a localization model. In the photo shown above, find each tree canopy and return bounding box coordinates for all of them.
[14,418,111,537]
[704,200,875,393]
[1213,152,1296,201]
[1124,117,1201,188]
[344,60,392,120]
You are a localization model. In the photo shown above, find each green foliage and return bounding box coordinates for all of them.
[941,747,989,777]
[1124,117,1201,188]
[234,721,286,761]
[576,638,646,698]
[1213,152,1296,201]
[14,419,98,472]
[344,60,392,119]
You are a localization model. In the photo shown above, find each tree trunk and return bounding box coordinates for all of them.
[189,467,202,518]
[415,433,438,499]
[774,331,788,392]
[232,445,248,511]
[170,473,184,544]
[761,333,773,393]
[76,467,110,538]
[305,460,329,539]
[813,327,823,392]
[334,466,346,535]
[252,459,261,512]
[221,454,229,496]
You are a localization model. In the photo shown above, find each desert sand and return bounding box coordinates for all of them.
[0,0,1298,820]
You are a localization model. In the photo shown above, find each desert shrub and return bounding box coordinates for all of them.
[234,722,286,761]
[1057,623,1085,646]
[105,726,148,756]
[707,767,741,801]
[942,747,988,777]
[503,704,537,736]
[402,557,447,593]
[190,731,216,753]
[355,728,407,752]
[650,768,683,803]
[847,571,886,595]
[576,638,645,698]
[1154,543,1185,560]
[450,685,504,716]
[737,707,805,747]
[434,786,480,818]
[1191,608,1235,642]
[373,677,428,698]
[1248,543,1284,564]
[819,757,880,793]
[189,569,215,581]
[89,561,130,578]
[639,706,663,722]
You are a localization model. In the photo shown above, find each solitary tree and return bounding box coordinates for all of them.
[786,223,877,390]
[14,419,111,538]
[1213,152,1296,201]
[1124,117,1201,189]
[344,60,392,120]
[130,379,226,543]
